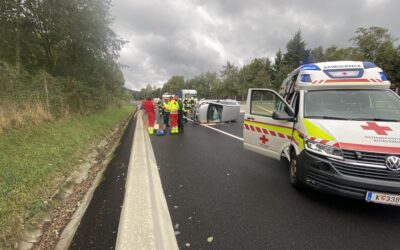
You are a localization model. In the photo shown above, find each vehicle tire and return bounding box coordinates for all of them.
[289,150,303,189]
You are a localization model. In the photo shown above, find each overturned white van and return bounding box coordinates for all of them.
[195,99,240,123]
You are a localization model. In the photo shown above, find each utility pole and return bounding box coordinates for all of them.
[43,72,50,114]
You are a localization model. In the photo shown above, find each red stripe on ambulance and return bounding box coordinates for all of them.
[325,78,370,83]
[336,142,400,154]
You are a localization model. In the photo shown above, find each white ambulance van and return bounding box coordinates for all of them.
[243,61,400,205]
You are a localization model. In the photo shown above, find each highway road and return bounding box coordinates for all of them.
[150,116,400,249]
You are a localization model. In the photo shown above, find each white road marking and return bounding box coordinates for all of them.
[200,123,244,141]
[155,117,244,141]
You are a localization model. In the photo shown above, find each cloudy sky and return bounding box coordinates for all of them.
[111,0,400,90]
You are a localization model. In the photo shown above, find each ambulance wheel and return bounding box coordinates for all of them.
[289,151,302,188]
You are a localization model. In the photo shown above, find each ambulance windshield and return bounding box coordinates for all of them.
[304,90,400,121]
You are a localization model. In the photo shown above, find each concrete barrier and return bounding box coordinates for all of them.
[116,111,178,250]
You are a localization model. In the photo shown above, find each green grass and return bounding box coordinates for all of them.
[0,105,134,247]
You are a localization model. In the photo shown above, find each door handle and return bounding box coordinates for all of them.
[246,116,254,121]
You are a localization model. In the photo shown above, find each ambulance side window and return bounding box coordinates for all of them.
[283,74,299,103]
[251,90,287,117]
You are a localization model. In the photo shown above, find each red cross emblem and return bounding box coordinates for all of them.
[361,122,392,135]
[259,135,268,144]
[341,71,348,76]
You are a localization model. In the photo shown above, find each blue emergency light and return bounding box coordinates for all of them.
[362,61,376,69]
[380,72,388,81]
[301,64,321,71]
[300,74,312,82]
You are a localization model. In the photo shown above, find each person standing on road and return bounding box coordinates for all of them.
[183,97,189,122]
[177,97,185,133]
[189,97,195,119]
[157,100,163,118]
[156,100,163,125]
[168,95,179,134]
[162,98,170,131]
[143,97,156,135]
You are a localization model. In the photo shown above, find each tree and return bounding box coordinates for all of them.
[162,75,185,94]
[187,71,219,98]
[0,0,127,115]
[351,26,400,85]
[239,58,272,100]
[309,46,325,62]
[219,61,239,98]
[283,30,309,69]
[351,26,392,62]
[271,49,291,90]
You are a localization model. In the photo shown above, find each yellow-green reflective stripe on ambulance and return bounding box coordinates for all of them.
[302,118,335,141]
[293,130,304,151]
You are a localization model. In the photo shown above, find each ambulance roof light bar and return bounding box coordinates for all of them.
[301,64,321,71]
[362,61,376,69]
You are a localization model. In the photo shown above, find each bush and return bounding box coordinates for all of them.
[0,62,131,133]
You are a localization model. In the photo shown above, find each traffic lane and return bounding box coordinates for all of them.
[203,113,244,138]
[151,122,400,249]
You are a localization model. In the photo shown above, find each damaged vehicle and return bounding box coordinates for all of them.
[195,99,240,123]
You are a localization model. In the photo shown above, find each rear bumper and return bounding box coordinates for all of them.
[297,150,400,199]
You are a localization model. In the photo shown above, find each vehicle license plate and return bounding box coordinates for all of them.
[366,191,400,206]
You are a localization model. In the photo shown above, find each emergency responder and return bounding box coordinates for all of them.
[177,97,185,133]
[183,97,189,122]
[143,97,156,135]
[156,100,163,123]
[162,98,170,131]
[183,97,189,109]
[155,100,164,133]
[189,97,196,119]
[157,100,163,117]
[168,95,179,134]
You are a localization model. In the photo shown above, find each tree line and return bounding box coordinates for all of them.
[0,0,128,122]
[137,26,400,100]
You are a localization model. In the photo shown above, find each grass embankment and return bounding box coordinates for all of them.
[0,105,134,247]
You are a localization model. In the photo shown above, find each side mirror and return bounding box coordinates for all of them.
[272,110,294,121]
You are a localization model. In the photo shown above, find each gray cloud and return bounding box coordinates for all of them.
[112,0,400,90]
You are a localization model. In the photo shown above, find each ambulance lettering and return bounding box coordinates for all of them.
[323,64,362,69]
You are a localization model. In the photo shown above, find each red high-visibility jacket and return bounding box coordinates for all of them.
[143,100,155,113]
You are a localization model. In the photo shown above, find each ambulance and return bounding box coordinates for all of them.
[243,61,400,205]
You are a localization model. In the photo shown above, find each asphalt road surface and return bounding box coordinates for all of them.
[70,114,136,250]
[150,117,400,249]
